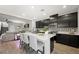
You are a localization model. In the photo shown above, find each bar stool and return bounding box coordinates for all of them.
[29,35,44,54]
[23,33,30,50]
[19,33,25,48]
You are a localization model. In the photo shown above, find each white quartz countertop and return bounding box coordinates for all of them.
[25,32,56,42]
[57,31,79,35]
[21,32,56,54]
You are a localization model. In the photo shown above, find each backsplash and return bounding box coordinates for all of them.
[57,28,77,32]
[49,25,78,33]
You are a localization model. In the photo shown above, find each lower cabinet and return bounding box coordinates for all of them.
[0,31,1,36]
[55,34,79,48]
[50,37,54,53]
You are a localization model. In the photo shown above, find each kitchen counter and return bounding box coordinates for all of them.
[58,31,79,35]
[23,32,56,54]
[56,32,79,48]
[25,32,56,40]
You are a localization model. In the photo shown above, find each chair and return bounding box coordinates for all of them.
[20,33,30,50]
[19,33,25,48]
[29,35,44,54]
[23,33,30,50]
[23,33,29,44]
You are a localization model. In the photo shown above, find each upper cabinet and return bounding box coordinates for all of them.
[58,12,78,28]
[36,21,45,28]
[36,12,78,28]
[49,14,58,23]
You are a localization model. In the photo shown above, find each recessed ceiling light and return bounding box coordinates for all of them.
[31,6,34,8]
[63,5,67,8]
[43,13,46,15]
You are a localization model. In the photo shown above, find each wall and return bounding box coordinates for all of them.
[14,23,24,32]
[0,12,32,32]
[8,22,15,32]
[0,21,30,35]
[8,22,24,32]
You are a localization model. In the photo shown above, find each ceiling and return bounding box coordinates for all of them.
[0,5,79,22]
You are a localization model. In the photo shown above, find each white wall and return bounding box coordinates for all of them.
[8,22,24,32]
[7,19,33,32]
[8,22,15,32]
[14,23,24,32]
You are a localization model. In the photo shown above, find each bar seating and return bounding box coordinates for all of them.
[23,33,29,45]
[23,33,30,50]
[19,33,30,51]
[29,35,44,54]
[19,33,25,48]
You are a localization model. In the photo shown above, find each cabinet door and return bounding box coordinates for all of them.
[69,35,78,47]
[36,21,44,28]
[58,12,77,28]
[56,34,69,44]
[50,37,54,53]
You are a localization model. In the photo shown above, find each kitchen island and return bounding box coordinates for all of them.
[22,32,56,54]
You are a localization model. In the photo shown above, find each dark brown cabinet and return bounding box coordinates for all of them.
[36,21,45,28]
[36,12,78,28]
[55,34,79,48]
[58,12,78,28]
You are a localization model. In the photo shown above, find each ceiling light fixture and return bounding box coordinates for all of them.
[43,13,46,15]
[63,5,67,8]
[31,6,34,8]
